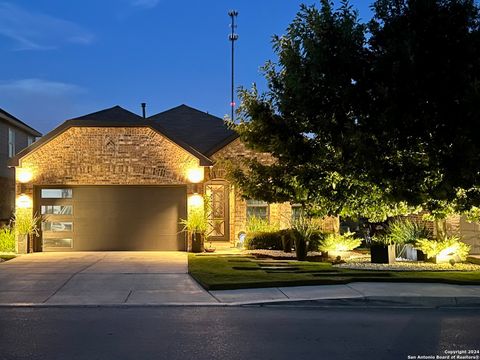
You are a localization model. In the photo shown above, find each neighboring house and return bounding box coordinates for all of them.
[0,108,41,224]
[9,104,337,253]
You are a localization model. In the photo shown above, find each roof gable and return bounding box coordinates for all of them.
[9,105,212,167]
[148,104,237,155]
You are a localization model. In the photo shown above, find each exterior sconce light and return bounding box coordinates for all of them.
[186,167,204,183]
[16,168,33,183]
[16,194,33,209]
[188,194,204,209]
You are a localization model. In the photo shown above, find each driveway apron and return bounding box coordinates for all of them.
[0,252,217,305]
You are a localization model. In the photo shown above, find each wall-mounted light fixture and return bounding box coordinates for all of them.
[16,168,33,183]
[16,194,32,209]
[187,194,204,208]
[186,167,204,183]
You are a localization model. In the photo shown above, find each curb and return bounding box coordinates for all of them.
[0,296,479,309]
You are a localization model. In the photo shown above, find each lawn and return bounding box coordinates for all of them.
[188,253,480,290]
[0,254,16,261]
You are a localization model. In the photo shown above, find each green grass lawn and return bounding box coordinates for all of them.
[0,254,16,261]
[188,253,480,290]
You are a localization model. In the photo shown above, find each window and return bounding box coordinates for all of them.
[27,136,35,146]
[8,128,15,157]
[246,199,269,220]
[291,205,303,221]
[41,189,73,199]
[41,205,73,215]
[43,238,73,248]
[42,221,73,232]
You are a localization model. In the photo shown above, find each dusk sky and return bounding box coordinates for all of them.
[1,0,372,134]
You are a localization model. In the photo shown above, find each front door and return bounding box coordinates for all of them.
[205,182,229,241]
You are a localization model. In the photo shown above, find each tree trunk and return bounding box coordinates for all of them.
[435,218,447,241]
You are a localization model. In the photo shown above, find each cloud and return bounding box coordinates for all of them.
[0,78,88,133]
[130,0,161,9]
[0,78,84,96]
[0,2,94,51]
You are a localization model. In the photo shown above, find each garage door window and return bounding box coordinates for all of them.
[41,189,73,199]
[42,221,73,232]
[43,238,73,248]
[41,205,73,215]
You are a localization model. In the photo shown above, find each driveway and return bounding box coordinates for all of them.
[0,252,217,305]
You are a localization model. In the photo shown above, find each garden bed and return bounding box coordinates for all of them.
[335,258,480,272]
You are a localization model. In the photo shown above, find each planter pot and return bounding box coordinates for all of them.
[281,235,292,253]
[370,245,396,264]
[294,238,308,261]
[191,232,204,253]
[416,250,427,262]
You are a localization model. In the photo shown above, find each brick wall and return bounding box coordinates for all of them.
[20,127,199,185]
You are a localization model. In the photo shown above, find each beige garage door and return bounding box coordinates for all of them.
[37,186,187,251]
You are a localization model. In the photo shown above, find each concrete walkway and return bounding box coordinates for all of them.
[1,252,480,307]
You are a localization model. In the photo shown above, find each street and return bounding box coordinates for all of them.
[0,306,478,360]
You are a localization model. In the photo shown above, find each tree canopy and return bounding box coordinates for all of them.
[229,0,480,221]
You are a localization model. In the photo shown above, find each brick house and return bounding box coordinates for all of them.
[0,108,41,224]
[10,105,337,253]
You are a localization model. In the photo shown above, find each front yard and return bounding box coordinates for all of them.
[188,253,480,290]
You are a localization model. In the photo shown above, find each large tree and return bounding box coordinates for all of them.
[229,0,480,221]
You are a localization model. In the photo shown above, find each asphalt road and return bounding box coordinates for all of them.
[0,306,478,360]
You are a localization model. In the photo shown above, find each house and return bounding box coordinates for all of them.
[0,108,41,224]
[9,104,339,253]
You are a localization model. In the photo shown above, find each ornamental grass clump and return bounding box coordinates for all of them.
[318,232,362,254]
[0,226,15,253]
[415,236,470,263]
[387,219,432,244]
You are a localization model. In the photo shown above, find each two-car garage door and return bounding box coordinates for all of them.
[37,186,187,251]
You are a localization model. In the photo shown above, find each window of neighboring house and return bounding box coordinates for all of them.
[8,128,15,157]
[246,199,269,220]
[291,204,303,221]
[27,136,35,146]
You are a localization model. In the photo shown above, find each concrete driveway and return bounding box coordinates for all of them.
[0,252,218,305]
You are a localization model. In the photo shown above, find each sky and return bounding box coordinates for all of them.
[0,0,372,134]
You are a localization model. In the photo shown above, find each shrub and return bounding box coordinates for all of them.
[245,216,279,234]
[415,236,471,262]
[318,232,362,253]
[244,231,284,250]
[0,226,16,253]
[388,219,432,244]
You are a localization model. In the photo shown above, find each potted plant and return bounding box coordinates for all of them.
[12,209,40,253]
[370,235,396,264]
[180,205,208,253]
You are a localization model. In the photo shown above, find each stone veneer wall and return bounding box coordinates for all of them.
[210,138,339,244]
[15,126,200,253]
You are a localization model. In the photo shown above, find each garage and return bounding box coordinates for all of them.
[36,186,187,251]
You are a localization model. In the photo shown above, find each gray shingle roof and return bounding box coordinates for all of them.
[148,104,237,155]
[0,108,42,136]
[68,105,144,123]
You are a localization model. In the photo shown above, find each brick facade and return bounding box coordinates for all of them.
[19,127,199,185]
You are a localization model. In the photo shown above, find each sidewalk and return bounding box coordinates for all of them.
[1,282,480,307]
[208,282,480,307]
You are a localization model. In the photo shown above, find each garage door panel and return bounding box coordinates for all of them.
[38,186,186,251]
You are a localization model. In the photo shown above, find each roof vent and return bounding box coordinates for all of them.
[141,103,146,118]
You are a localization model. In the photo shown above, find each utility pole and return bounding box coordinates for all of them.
[228,10,238,122]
